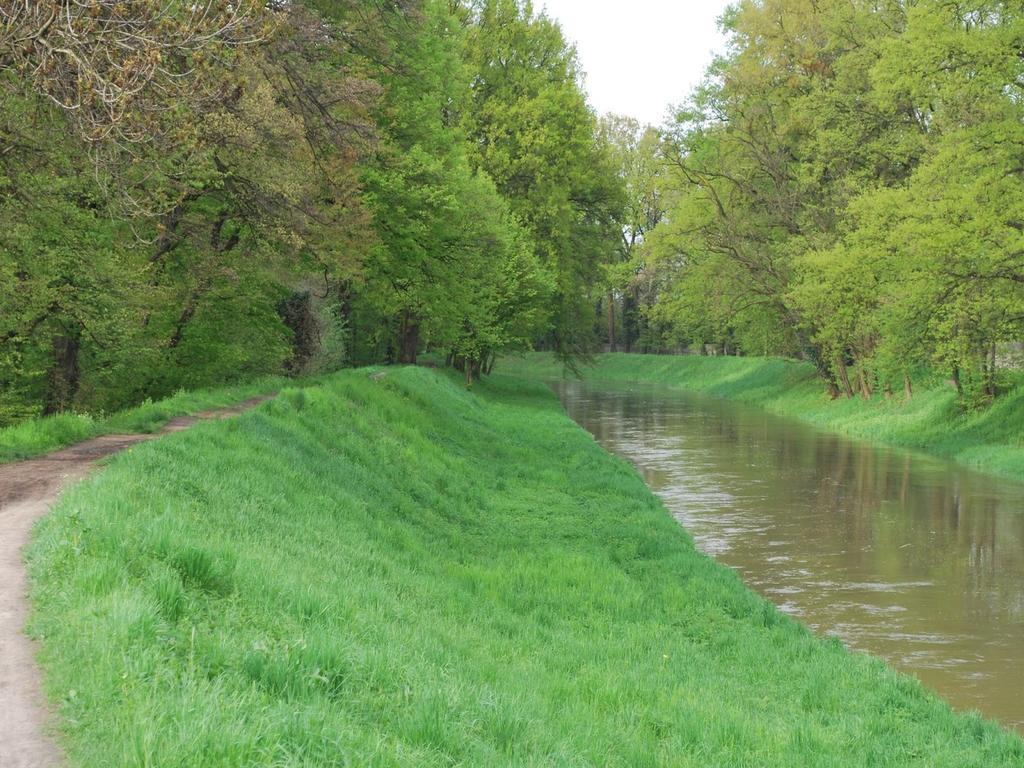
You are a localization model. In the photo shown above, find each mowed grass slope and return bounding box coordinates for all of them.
[28,367,1023,766]
[506,352,1024,481]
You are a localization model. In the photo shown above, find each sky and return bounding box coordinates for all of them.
[537,0,734,127]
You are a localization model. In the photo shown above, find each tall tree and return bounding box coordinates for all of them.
[599,115,666,351]
[461,0,623,362]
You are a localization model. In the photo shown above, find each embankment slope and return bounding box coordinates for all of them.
[27,367,1023,766]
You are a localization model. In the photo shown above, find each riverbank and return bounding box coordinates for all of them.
[504,353,1024,482]
[0,376,291,464]
[26,366,1022,765]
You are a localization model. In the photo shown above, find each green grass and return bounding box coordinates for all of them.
[28,366,1023,766]
[0,376,291,464]
[504,352,1024,482]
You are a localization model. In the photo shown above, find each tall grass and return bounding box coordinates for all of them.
[505,353,1024,481]
[27,367,1023,766]
[0,376,290,464]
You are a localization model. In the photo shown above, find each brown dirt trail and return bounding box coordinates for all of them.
[0,396,272,767]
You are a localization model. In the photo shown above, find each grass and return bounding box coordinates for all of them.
[503,352,1024,482]
[0,376,290,464]
[27,366,1024,766]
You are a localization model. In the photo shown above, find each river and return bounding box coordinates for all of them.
[551,378,1024,730]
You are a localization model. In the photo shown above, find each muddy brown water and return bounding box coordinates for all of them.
[551,379,1024,731]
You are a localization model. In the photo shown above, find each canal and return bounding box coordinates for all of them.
[552,378,1024,730]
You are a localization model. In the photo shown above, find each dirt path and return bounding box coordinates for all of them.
[0,396,273,768]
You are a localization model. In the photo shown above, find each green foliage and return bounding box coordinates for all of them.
[351,0,557,374]
[792,0,1024,402]
[27,367,1024,765]
[1,0,613,419]
[633,0,1024,408]
[0,2,376,422]
[594,116,667,351]
[462,0,625,360]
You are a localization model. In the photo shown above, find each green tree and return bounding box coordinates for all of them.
[597,116,666,351]
[461,0,623,362]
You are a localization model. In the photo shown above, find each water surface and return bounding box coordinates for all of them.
[551,379,1024,730]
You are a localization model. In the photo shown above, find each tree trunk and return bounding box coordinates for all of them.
[622,288,637,353]
[857,364,873,400]
[169,268,217,352]
[169,293,201,349]
[835,356,855,399]
[277,291,318,375]
[951,366,964,398]
[606,292,616,352]
[986,342,997,397]
[338,282,356,366]
[904,373,913,400]
[790,320,839,398]
[43,333,80,415]
[398,313,420,365]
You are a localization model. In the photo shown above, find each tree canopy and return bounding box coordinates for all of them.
[622,0,1024,404]
[0,0,619,422]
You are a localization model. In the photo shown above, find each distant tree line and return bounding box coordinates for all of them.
[0,0,623,422]
[599,0,1024,406]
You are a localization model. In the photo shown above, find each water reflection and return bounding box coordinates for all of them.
[552,379,1024,729]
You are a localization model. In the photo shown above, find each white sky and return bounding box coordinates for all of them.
[538,0,735,127]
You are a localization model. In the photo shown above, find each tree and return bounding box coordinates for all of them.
[639,0,1023,409]
[0,1,383,419]
[650,0,921,384]
[441,170,552,381]
[461,0,623,363]
[791,0,1024,402]
[0,0,263,149]
[598,115,666,351]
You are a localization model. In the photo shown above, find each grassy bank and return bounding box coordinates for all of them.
[504,352,1024,482]
[28,366,1022,765]
[0,376,291,464]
